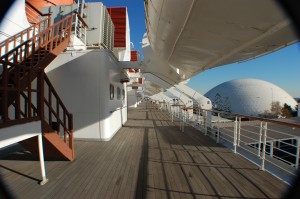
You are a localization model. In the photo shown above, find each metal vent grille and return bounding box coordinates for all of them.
[102,7,114,51]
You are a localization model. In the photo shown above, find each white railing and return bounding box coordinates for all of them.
[160,104,300,178]
[73,11,88,45]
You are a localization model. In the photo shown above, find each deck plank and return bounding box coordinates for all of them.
[0,102,290,198]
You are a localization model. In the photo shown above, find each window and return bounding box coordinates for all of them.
[122,89,125,99]
[110,84,114,100]
[117,87,121,100]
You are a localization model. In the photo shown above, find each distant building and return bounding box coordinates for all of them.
[205,79,297,116]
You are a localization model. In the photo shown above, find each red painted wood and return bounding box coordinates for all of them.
[138,78,143,84]
[0,14,74,161]
[26,0,73,24]
[130,51,138,61]
[107,7,127,48]
[128,68,135,72]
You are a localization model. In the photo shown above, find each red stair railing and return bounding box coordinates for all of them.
[38,72,74,157]
[0,17,51,58]
[0,13,74,156]
[0,14,73,123]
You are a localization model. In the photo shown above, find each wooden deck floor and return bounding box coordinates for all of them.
[0,102,290,198]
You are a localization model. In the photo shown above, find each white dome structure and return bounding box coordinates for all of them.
[205,79,297,116]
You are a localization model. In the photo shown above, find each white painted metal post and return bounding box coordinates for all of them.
[238,117,241,146]
[270,141,273,157]
[186,109,189,123]
[258,121,263,157]
[181,109,186,132]
[233,117,238,153]
[204,111,208,136]
[261,122,268,170]
[179,108,182,131]
[197,109,200,127]
[74,14,78,38]
[295,137,300,169]
[84,27,87,45]
[217,113,220,143]
[38,134,48,185]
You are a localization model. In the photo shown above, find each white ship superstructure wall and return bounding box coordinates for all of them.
[39,2,130,141]
[45,49,127,141]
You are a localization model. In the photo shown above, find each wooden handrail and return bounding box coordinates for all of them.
[0,18,51,58]
[0,13,74,160]
[42,72,73,148]
[181,107,300,128]
[1,15,72,66]
[26,1,51,17]
[44,75,71,116]
[73,11,89,28]
[0,14,73,133]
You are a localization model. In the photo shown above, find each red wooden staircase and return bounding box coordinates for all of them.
[0,14,75,160]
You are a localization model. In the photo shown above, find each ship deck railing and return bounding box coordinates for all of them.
[158,102,300,183]
[0,101,294,198]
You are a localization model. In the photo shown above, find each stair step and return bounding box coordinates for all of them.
[19,132,74,161]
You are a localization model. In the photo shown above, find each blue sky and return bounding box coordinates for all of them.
[88,0,300,98]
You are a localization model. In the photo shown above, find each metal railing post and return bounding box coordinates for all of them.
[84,27,87,45]
[258,121,263,157]
[233,117,238,153]
[197,109,200,127]
[182,110,185,132]
[204,111,208,136]
[238,117,241,146]
[217,113,220,143]
[295,137,300,169]
[261,122,268,170]
[270,141,273,157]
[179,108,182,131]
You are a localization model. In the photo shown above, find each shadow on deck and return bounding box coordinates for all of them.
[0,102,290,198]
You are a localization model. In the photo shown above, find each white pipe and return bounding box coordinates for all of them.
[238,117,241,146]
[234,117,238,153]
[296,137,300,169]
[38,134,48,185]
[258,122,263,157]
[270,141,274,157]
[217,113,220,143]
[261,122,268,171]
